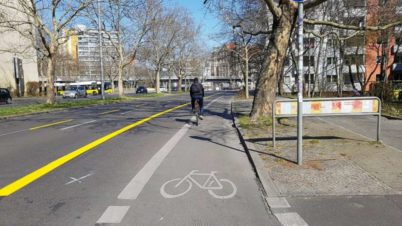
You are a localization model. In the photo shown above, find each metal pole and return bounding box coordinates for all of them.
[377,100,381,142]
[272,103,276,149]
[97,0,105,100]
[297,2,304,165]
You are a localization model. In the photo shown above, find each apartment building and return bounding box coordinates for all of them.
[203,44,246,90]
[62,25,118,82]
[280,0,402,94]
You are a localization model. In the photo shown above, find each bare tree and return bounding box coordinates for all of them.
[170,14,199,93]
[145,7,185,93]
[206,0,402,121]
[0,0,93,104]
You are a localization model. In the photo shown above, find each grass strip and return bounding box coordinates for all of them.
[0,94,163,117]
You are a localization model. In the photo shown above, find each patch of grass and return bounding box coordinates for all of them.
[238,115,272,129]
[382,102,402,118]
[238,115,252,129]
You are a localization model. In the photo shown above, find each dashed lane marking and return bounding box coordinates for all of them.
[275,212,309,226]
[60,120,97,130]
[99,109,120,115]
[29,119,73,130]
[96,206,130,224]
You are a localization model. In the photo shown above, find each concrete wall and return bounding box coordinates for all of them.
[0,30,39,94]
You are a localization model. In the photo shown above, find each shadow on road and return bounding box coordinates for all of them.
[190,135,245,153]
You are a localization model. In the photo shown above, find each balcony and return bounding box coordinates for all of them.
[342,65,365,74]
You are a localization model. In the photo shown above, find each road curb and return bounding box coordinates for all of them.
[382,113,402,120]
[231,115,281,198]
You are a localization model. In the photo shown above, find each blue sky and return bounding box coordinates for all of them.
[166,0,223,49]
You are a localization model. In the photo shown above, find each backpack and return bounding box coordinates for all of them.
[191,84,201,94]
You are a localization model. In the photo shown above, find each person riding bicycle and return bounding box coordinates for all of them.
[190,77,204,119]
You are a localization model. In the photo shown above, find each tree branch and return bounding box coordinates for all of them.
[305,19,402,31]
[263,0,281,18]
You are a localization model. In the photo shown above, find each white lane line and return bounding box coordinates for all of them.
[267,197,291,208]
[275,212,309,226]
[118,123,191,200]
[0,129,28,137]
[59,120,97,131]
[96,206,130,224]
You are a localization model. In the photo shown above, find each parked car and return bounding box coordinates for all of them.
[0,88,12,104]
[136,86,148,94]
[62,85,87,99]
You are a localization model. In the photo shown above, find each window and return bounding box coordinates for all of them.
[345,55,364,65]
[304,74,314,84]
[327,57,336,65]
[304,38,315,49]
[327,39,335,47]
[326,75,337,83]
[303,56,314,66]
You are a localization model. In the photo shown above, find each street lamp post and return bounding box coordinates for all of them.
[97,0,105,100]
[295,0,304,165]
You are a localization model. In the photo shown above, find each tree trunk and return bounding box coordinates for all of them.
[156,67,161,93]
[250,4,296,121]
[245,48,249,99]
[46,45,57,104]
[118,64,124,97]
[178,73,183,92]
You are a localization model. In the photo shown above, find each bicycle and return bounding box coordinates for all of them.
[193,98,201,126]
[160,170,237,199]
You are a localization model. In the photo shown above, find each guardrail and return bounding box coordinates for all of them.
[272,97,381,148]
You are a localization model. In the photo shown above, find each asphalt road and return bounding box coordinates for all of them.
[0,92,279,226]
[318,115,402,152]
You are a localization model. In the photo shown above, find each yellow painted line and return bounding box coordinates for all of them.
[0,103,189,197]
[29,119,74,131]
[99,109,120,115]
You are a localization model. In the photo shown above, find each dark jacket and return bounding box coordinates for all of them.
[190,82,204,97]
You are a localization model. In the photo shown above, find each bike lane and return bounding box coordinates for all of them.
[97,95,280,225]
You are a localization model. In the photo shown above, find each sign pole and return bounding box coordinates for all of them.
[296,1,304,165]
[97,0,105,100]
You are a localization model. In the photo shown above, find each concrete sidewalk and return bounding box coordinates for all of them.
[232,99,402,224]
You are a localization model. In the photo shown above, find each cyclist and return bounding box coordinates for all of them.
[190,77,205,119]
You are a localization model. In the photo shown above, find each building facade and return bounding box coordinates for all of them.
[62,25,119,82]
[0,22,39,96]
[279,0,402,95]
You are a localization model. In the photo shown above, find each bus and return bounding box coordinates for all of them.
[70,81,113,95]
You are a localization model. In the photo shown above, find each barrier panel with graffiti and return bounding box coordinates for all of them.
[272,97,381,148]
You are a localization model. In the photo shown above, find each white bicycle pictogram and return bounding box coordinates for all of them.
[160,170,237,199]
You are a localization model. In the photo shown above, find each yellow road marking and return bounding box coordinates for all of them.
[0,103,189,196]
[29,119,74,131]
[99,109,120,115]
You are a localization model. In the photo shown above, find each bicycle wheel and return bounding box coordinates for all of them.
[208,179,237,199]
[194,100,200,126]
[160,178,192,198]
